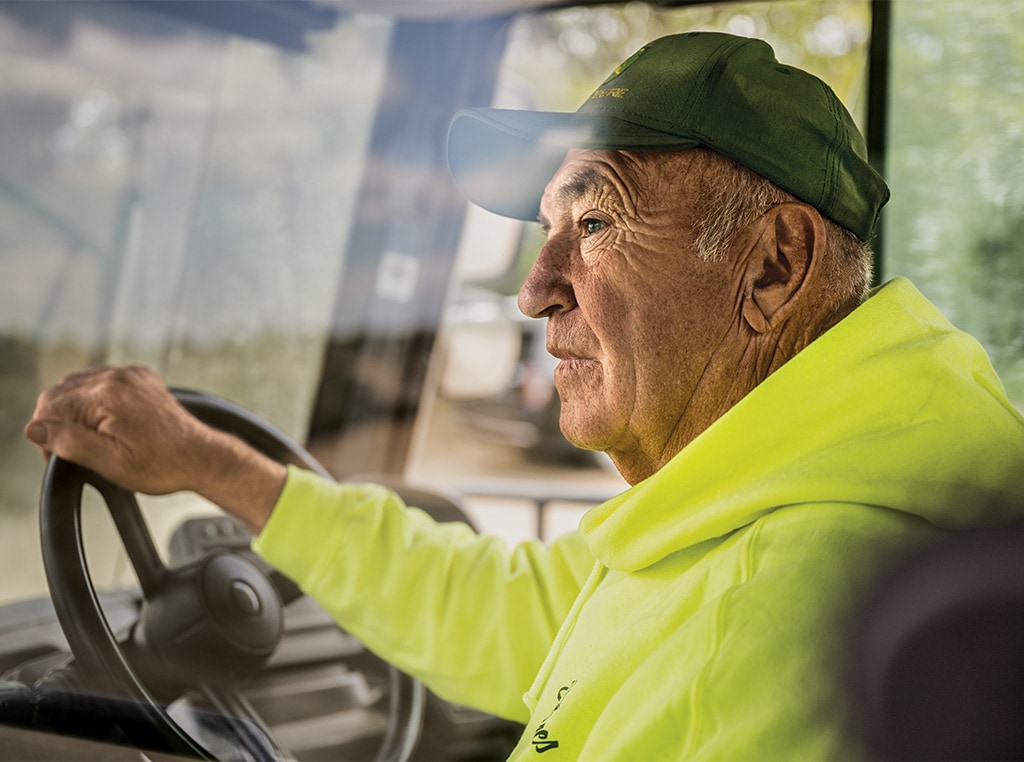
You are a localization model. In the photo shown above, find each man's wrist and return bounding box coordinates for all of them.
[191,427,288,533]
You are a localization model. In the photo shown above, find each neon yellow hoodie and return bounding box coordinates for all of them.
[254,278,1024,760]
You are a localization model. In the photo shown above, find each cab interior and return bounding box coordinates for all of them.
[0,0,1021,759]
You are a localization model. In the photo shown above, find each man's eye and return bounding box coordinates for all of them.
[581,218,606,237]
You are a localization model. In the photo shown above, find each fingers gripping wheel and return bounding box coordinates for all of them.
[39,389,424,761]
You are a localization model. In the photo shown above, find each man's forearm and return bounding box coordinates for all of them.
[191,426,288,533]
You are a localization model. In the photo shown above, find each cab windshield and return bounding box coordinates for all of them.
[0,0,1021,610]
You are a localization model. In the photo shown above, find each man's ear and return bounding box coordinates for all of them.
[740,203,824,333]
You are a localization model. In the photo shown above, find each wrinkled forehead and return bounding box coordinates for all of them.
[539,147,707,222]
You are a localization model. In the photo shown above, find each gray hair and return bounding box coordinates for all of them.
[691,149,874,309]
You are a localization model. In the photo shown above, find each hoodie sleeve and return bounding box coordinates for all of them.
[252,465,595,722]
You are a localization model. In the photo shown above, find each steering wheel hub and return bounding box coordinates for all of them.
[136,551,284,685]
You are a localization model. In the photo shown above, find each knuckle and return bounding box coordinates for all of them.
[110,364,155,388]
[101,365,147,396]
[106,365,133,384]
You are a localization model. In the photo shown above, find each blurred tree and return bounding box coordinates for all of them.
[884,0,1024,405]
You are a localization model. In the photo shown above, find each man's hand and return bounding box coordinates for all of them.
[24,365,286,532]
[26,365,210,494]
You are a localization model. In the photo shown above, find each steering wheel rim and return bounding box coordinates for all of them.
[39,388,424,761]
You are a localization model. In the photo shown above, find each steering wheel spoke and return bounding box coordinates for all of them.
[95,480,167,598]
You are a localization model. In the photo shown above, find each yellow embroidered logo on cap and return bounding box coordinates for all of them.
[588,87,629,100]
[598,45,648,86]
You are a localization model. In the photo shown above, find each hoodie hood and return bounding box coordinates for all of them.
[580,278,1024,572]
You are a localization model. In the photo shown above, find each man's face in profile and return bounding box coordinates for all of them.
[519,148,750,482]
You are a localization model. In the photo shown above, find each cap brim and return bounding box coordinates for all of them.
[447,107,700,221]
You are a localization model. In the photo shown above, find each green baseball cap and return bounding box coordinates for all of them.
[447,32,889,241]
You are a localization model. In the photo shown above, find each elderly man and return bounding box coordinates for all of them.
[25,33,1024,759]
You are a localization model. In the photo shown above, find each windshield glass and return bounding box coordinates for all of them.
[2,0,877,607]
[0,2,392,604]
[407,0,873,544]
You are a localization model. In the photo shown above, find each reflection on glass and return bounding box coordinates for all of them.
[0,3,391,603]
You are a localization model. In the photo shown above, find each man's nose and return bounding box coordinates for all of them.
[518,241,576,319]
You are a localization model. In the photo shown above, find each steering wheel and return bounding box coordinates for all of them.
[38,389,424,761]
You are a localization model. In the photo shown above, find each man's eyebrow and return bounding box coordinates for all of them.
[537,166,612,232]
[555,167,607,205]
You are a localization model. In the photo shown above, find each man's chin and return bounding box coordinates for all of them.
[558,416,616,454]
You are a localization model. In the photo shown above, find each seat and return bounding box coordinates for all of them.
[349,474,480,532]
[850,526,1024,760]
